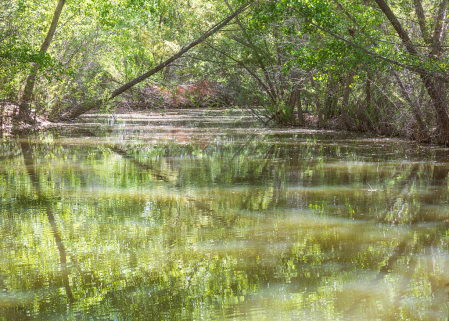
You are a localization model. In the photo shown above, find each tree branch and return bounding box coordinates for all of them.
[430,0,448,56]
[56,1,254,120]
[413,0,430,44]
[291,7,448,81]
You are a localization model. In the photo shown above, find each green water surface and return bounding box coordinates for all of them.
[1,109,449,320]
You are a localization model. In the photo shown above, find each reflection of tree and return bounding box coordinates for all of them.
[19,140,74,303]
[424,165,449,208]
[73,127,179,184]
[2,128,449,319]
[108,145,172,183]
[376,164,420,224]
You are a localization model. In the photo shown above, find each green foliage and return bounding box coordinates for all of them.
[0,0,448,142]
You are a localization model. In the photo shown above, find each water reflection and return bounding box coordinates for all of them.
[1,109,449,320]
[19,139,74,305]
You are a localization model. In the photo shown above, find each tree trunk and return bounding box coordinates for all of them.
[288,85,303,125]
[430,0,448,57]
[297,89,304,126]
[423,77,449,144]
[373,0,449,144]
[365,72,371,111]
[413,0,431,43]
[163,64,171,83]
[55,1,253,121]
[341,72,354,130]
[310,74,323,127]
[288,87,297,124]
[323,73,338,121]
[20,0,67,123]
[223,0,279,102]
[392,70,428,138]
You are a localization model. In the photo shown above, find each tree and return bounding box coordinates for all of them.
[373,0,449,144]
[19,0,67,123]
[247,0,449,143]
[54,1,254,120]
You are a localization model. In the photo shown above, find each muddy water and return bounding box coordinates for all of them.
[1,109,449,320]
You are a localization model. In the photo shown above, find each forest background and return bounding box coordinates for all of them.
[1,0,449,144]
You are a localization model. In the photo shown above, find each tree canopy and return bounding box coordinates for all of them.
[2,0,449,144]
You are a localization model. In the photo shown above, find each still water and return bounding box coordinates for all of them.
[1,109,449,320]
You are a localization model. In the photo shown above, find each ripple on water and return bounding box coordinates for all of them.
[2,109,449,320]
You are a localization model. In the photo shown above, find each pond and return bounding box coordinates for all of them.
[1,109,449,320]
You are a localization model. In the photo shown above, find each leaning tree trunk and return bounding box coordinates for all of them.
[55,1,253,121]
[20,0,67,123]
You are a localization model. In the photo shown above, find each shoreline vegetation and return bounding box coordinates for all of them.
[2,0,449,144]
